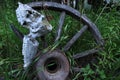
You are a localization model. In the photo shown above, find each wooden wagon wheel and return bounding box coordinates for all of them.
[10,1,104,80]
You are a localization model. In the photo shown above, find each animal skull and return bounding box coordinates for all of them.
[16,2,52,69]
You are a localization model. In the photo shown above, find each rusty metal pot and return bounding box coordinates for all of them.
[36,50,70,80]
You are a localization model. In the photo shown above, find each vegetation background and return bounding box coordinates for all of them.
[0,0,120,80]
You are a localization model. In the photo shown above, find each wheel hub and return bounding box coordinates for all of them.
[36,50,70,80]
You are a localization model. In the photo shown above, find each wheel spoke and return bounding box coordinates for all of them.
[73,48,101,59]
[55,11,66,42]
[63,25,88,52]
[41,36,48,48]
[72,67,81,72]
[28,2,104,46]
[10,24,24,41]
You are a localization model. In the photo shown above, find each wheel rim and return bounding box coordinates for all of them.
[26,1,104,79]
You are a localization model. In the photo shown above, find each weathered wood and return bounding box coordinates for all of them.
[10,24,24,41]
[73,48,100,59]
[27,1,104,46]
[0,77,4,80]
[55,11,66,42]
[41,36,48,48]
[36,50,70,80]
[63,25,88,52]
[27,1,81,20]
[81,15,104,46]
[72,67,81,72]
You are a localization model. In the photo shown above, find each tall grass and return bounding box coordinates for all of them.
[0,0,120,80]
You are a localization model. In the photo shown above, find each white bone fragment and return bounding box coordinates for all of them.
[16,2,52,33]
[22,35,39,68]
[16,2,52,69]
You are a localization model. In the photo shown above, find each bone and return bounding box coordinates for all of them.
[22,35,39,68]
[16,2,52,69]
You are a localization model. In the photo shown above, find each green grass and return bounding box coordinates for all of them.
[0,0,120,80]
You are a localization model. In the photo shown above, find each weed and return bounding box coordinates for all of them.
[0,0,120,80]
